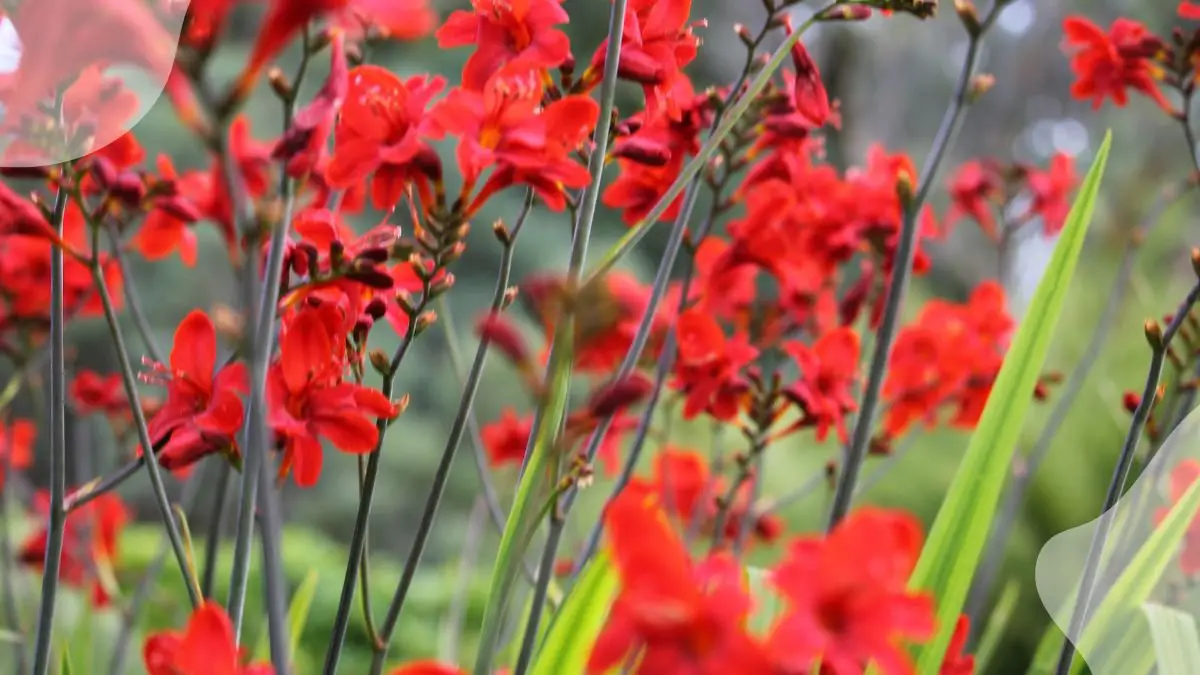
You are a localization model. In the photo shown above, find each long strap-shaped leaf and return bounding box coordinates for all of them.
[908,132,1112,674]
[1143,603,1200,675]
[529,555,619,675]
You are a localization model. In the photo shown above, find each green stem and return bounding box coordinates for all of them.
[825,6,999,529]
[30,184,69,675]
[108,226,165,364]
[369,195,531,674]
[201,461,233,598]
[472,0,628,666]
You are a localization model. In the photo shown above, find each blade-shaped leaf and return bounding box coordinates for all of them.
[253,569,319,663]
[974,580,1019,672]
[1142,603,1200,675]
[909,131,1112,674]
[529,555,618,675]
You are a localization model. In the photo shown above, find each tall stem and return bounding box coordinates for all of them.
[1053,282,1200,675]
[29,185,68,675]
[367,196,530,674]
[825,7,998,529]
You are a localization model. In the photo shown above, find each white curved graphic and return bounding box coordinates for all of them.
[0,0,187,167]
[1035,405,1200,673]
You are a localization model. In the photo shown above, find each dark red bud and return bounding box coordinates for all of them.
[365,297,389,321]
[155,195,203,223]
[587,373,654,419]
[1123,391,1141,414]
[111,172,146,205]
[89,156,118,190]
[476,312,529,365]
[345,265,395,290]
[612,136,672,167]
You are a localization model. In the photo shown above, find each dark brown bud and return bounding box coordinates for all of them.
[369,349,392,376]
[268,68,293,100]
[1191,247,1200,279]
[493,221,513,246]
[415,310,437,335]
[346,264,395,290]
[429,272,456,297]
[443,241,466,264]
[391,237,416,261]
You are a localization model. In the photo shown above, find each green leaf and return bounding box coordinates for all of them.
[530,555,619,675]
[909,131,1112,674]
[1142,603,1200,675]
[745,567,784,637]
[474,338,574,675]
[973,580,1019,672]
[254,569,319,663]
[59,645,73,675]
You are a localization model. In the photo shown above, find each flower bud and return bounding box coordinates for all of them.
[89,156,117,190]
[493,220,513,246]
[612,136,672,166]
[415,310,437,335]
[587,373,654,419]
[155,195,203,223]
[1145,319,1165,350]
[954,0,981,36]
[968,74,995,103]
[269,67,293,101]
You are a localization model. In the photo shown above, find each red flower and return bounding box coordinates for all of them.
[327,65,444,211]
[481,408,533,467]
[673,309,757,421]
[591,0,702,121]
[142,310,249,473]
[588,485,772,674]
[234,0,354,100]
[20,491,130,607]
[1061,16,1173,113]
[0,418,34,490]
[1024,153,1077,236]
[132,155,213,267]
[268,304,399,487]
[1183,2,1200,19]
[1154,459,1200,576]
[940,616,977,675]
[332,0,437,41]
[432,72,598,213]
[946,160,1003,239]
[0,180,51,237]
[436,0,572,91]
[766,508,935,674]
[70,370,127,417]
[143,601,272,675]
[785,327,861,443]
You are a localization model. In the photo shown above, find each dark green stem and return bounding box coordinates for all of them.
[201,461,233,598]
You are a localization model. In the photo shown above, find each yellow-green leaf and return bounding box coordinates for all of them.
[530,555,619,675]
[909,131,1112,674]
[1143,603,1200,675]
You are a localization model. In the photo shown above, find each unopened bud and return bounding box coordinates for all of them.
[1145,319,1165,350]
[111,172,146,205]
[365,297,389,321]
[369,349,392,376]
[502,286,519,309]
[89,156,117,190]
[1191,247,1200,279]
[268,68,293,100]
[818,4,872,21]
[587,373,654,419]
[395,291,417,316]
[1122,391,1141,414]
[955,0,981,36]
[734,23,754,48]
[611,136,672,167]
[391,237,416,261]
[155,195,203,223]
[493,221,512,246]
[968,74,995,103]
[443,241,467,264]
[429,272,456,297]
[415,310,437,335]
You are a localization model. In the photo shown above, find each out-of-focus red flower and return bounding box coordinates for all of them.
[590,0,702,122]
[766,507,935,674]
[143,601,273,675]
[0,418,34,491]
[1061,16,1173,113]
[946,160,1003,239]
[436,0,571,91]
[588,485,772,674]
[268,304,399,487]
[333,0,437,41]
[327,65,444,211]
[1183,2,1200,19]
[0,0,174,146]
[234,0,353,101]
[0,181,51,237]
[883,281,1013,438]
[209,116,274,259]
[70,370,126,417]
[940,616,977,675]
[481,408,533,467]
[673,308,756,421]
[433,72,598,213]
[785,327,861,443]
[1024,153,1077,236]
[20,491,130,607]
[1154,459,1200,576]
[141,310,248,473]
